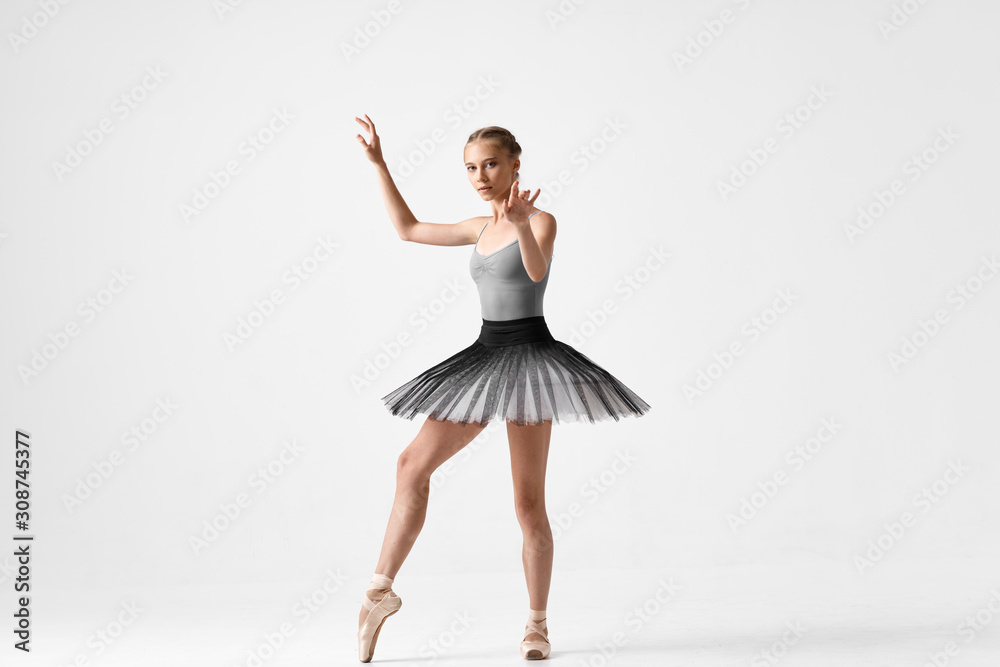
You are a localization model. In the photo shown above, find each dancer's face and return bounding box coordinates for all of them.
[464,141,518,200]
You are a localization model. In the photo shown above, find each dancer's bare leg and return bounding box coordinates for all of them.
[360,416,487,629]
[508,419,553,644]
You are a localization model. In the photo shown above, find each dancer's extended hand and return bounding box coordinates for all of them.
[354,113,385,167]
[504,181,540,227]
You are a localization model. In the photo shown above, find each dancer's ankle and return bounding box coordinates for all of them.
[364,573,395,604]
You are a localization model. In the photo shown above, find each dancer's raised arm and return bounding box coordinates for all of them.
[355,113,480,246]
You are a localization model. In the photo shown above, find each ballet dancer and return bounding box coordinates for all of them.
[353,113,650,661]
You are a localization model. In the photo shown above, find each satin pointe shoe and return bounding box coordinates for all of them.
[358,588,402,663]
[520,617,550,660]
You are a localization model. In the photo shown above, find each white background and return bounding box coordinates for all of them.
[2,0,999,664]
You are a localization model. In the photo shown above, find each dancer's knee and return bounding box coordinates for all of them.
[514,496,546,525]
[515,500,552,545]
[396,448,432,500]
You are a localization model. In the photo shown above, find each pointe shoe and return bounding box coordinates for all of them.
[358,588,402,663]
[520,618,550,660]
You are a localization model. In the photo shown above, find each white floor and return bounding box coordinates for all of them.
[12,556,1000,666]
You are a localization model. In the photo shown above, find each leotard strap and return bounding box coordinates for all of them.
[476,209,542,242]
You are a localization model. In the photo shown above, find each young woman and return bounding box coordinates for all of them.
[353,114,650,662]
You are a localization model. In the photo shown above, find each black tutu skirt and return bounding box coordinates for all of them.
[381,316,651,426]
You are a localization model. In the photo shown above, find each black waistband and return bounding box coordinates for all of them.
[478,316,555,347]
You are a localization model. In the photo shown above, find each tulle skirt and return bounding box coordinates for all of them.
[380,316,651,426]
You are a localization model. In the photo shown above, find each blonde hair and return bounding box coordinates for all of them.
[466,126,522,181]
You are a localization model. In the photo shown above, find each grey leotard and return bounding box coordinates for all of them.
[469,210,550,321]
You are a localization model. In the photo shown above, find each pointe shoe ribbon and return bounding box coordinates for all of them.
[520,618,550,660]
[358,589,402,663]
